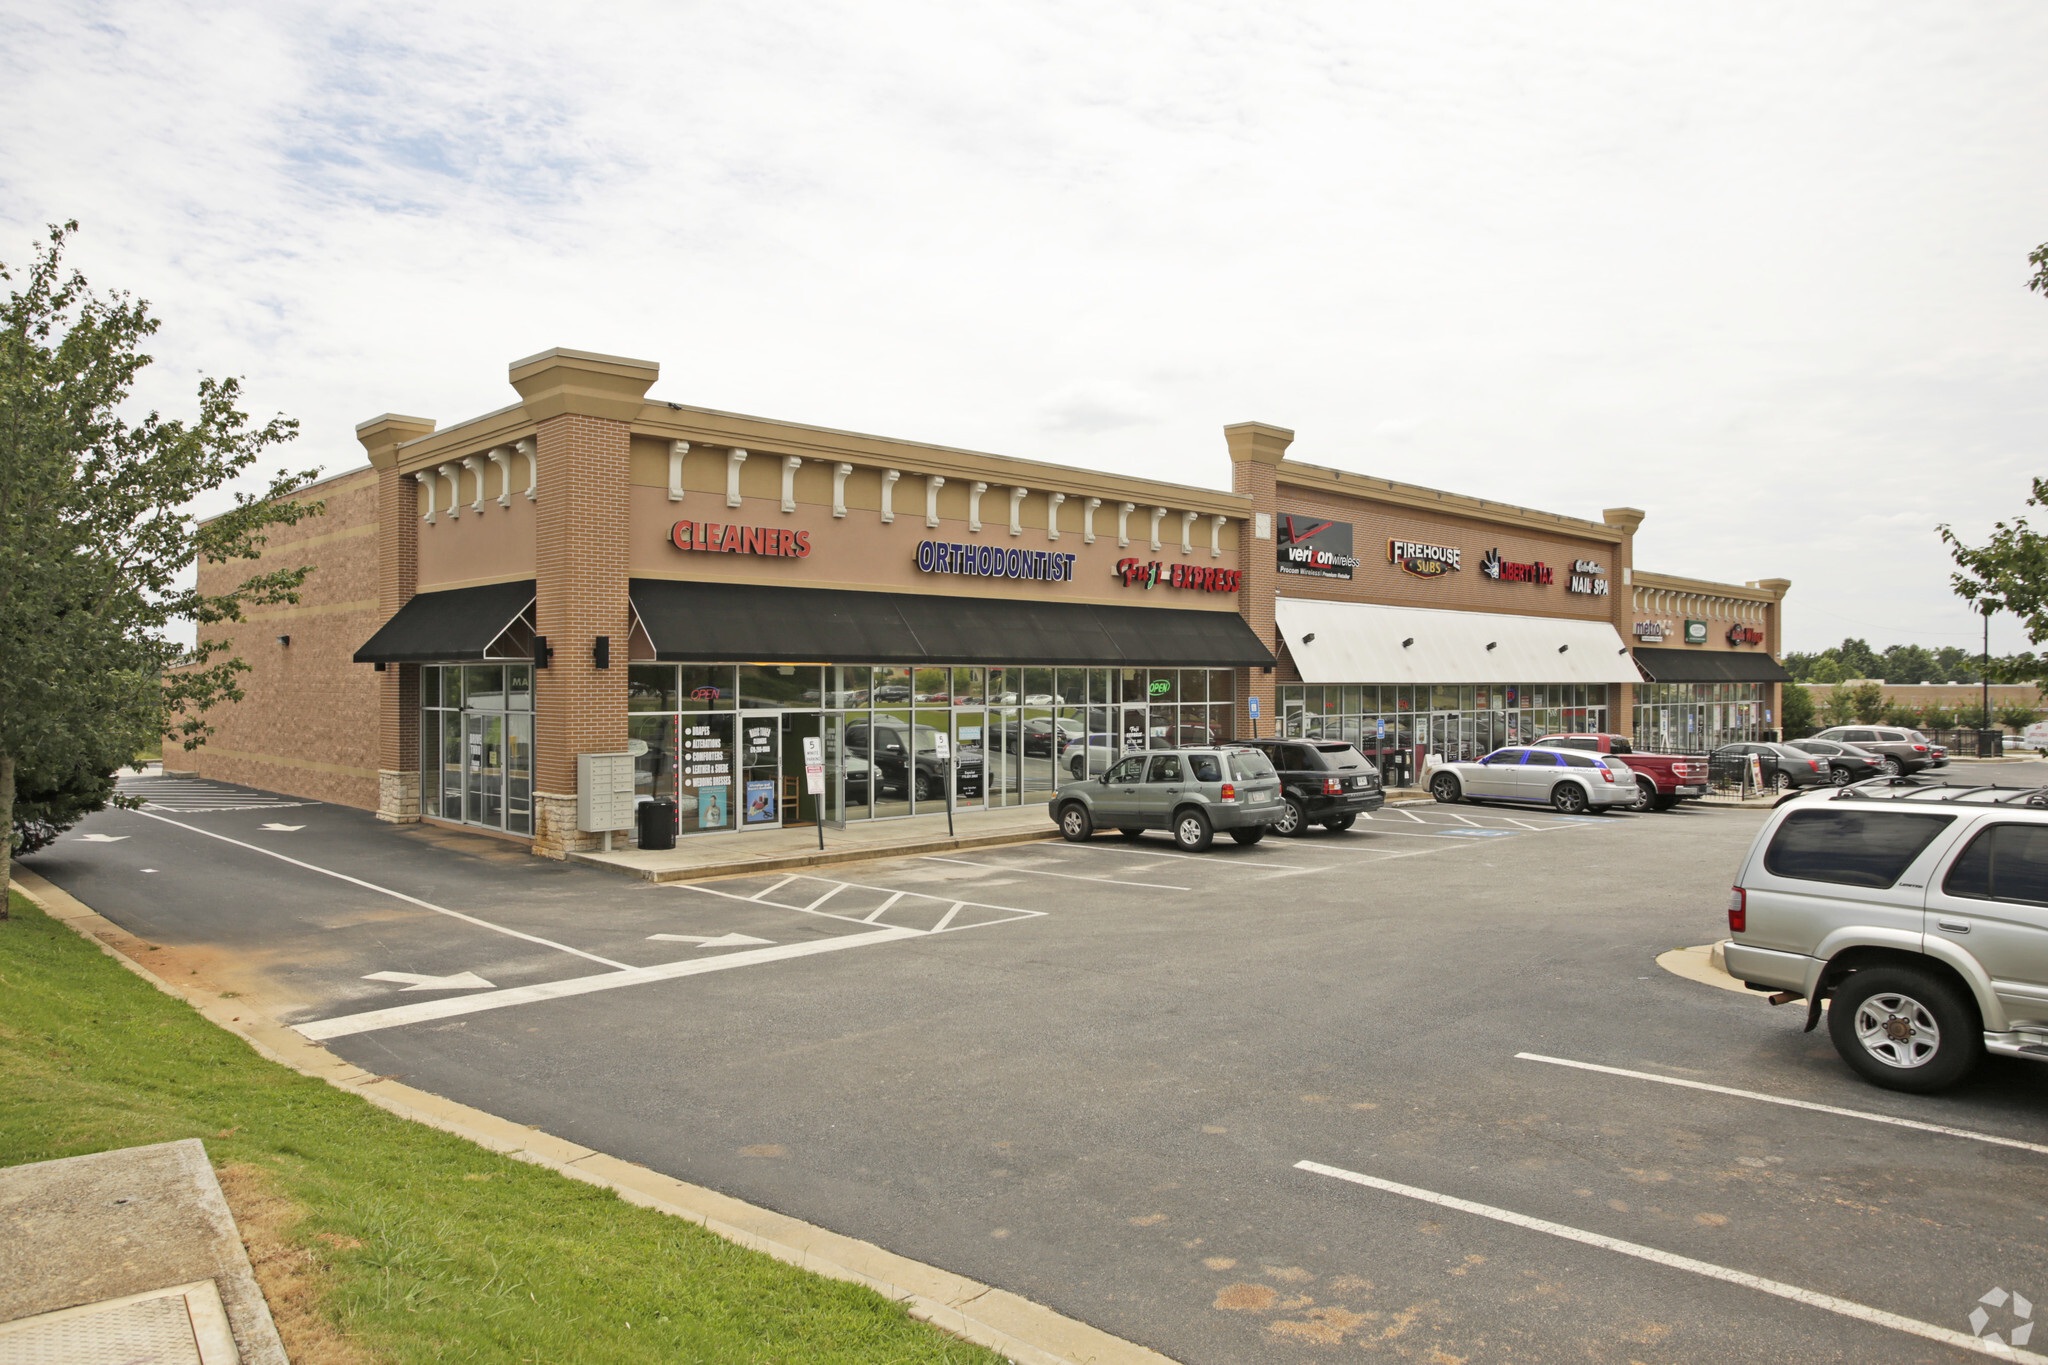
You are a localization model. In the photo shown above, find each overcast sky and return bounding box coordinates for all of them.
[4,1,2045,656]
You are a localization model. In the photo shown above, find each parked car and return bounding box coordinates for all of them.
[999,715,1069,757]
[845,719,983,800]
[1232,738,1385,834]
[1049,747,1286,851]
[1531,733,1708,811]
[1708,741,1832,790]
[1810,726,1936,776]
[1785,738,1885,786]
[1722,779,2048,1091]
[1426,746,1639,813]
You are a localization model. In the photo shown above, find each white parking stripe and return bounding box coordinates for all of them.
[930,902,968,933]
[921,855,1190,892]
[297,928,923,1041]
[750,875,800,901]
[126,809,632,969]
[801,883,847,912]
[1296,1160,2048,1363]
[1516,1053,2048,1157]
[862,890,908,923]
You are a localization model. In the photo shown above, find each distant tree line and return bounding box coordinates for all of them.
[1781,639,1992,686]
[1776,677,2038,740]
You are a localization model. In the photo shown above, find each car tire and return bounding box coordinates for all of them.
[1650,795,1679,811]
[1827,966,1982,1093]
[1273,797,1309,837]
[1173,808,1214,852]
[1879,756,1901,776]
[1118,827,1145,840]
[1430,772,1462,804]
[1550,783,1588,814]
[914,772,935,802]
[1229,827,1265,845]
[1831,767,1854,786]
[1323,813,1357,831]
[1058,803,1093,842]
[1631,776,1657,812]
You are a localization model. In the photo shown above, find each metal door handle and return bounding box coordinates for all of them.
[1937,919,1971,934]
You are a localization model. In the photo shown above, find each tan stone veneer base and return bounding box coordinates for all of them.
[9,868,1179,1365]
[376,768,421,824]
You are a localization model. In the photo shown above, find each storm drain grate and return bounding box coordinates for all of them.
[0,1280,238,1365]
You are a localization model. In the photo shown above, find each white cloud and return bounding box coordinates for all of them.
[4,0,2046,653]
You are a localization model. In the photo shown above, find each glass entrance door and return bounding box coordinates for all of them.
[739,712,781,828]
[780,712,820,827]
[464,713,503,828]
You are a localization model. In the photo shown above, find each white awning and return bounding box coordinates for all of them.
[1275,598,1639,686]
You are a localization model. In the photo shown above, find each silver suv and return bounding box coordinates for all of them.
[1723,780,2048,1091]
[1049,747,1286,851]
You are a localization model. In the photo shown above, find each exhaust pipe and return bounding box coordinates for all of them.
[1768,990,1801,1006]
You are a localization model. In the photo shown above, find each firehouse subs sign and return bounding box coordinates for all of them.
[1387,539,1461,578]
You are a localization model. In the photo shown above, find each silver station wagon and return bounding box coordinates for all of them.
[1049,747,1287,851]
[1427,745,1639,814]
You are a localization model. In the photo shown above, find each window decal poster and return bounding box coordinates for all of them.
[696,785,729,828]
[745,780,778,824]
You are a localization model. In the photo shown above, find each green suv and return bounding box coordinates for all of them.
[1049,747,1287,851]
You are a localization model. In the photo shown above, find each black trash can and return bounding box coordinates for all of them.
[636,798,678,851]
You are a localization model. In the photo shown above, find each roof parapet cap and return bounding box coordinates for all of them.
[355,413,437,469]
[509,348,660,424]
[1223,421,1295,466]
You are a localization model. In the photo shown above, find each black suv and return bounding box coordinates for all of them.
[1235,739,1385,835]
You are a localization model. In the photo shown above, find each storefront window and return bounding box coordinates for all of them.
[420,662,533,835]
[628,664,677,712]
[678,665,735,710]
[739,665,818,710]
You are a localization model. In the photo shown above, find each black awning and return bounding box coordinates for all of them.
[629,580,1275,668]
[1633,646,1792,684]
[353,580,537,664]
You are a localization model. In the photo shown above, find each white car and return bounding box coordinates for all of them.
[1426,745,1639,814]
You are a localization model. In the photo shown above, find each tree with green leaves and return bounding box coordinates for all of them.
[1847,681,1886,724]
[1997,705,2039,733]
[1780,681,1815,739]
[1820,684,1856,727]
[1881,703,1922,728]
[1,222,321,911]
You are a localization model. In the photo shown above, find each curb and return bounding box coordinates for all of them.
[570,823,1058,884]
[7,870,1177,1365]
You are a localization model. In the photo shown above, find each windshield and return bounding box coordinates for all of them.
[1228,750,1276,780]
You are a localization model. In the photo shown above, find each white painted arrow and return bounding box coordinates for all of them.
[75,833,128,842]
[362,970,496,992]
[647,933,776,948]
[259,823,304,831]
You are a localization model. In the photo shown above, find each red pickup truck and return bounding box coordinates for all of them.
[1531,733,1709,811]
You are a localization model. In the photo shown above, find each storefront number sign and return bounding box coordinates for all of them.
[1480,548,1554,586]
[1566,559,1610,596]
[1114,558,1241,593]
[1279,516,1359,580]
[1387,539,1461,579]
[915,540,1078,583]
[671,521,812,558]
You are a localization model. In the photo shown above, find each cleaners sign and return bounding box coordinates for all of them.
[671,521,811,558]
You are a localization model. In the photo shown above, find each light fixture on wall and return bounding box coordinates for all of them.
[593,635,611,669]
[1485,642,1497,651]
[276,635,290,647]
[1401,637,1414,648]
[1301,633,1316,645]
[1558,644,1570,654]
[1617,646,1628,655]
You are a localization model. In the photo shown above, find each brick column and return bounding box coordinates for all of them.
[1602,507,1645,740]
[1758,577,1792,737]
[509,349,659,857]
[1225,422,1293,741]
[357,414,437,822]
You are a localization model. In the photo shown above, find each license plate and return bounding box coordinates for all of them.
[1677,786,1704,796]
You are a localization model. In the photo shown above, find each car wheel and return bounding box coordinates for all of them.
[1550,783,1588,814]
[1058,803,1093,842]
[1173,808,1214,852]
[1827,966,1981,1093]
[1118,827,1145,840]
[1879,756,1901,776]
[1430,772,1462,804]
[1273,797,1308,837]
[1650,795,1679,811]
[1831,766,1854,786]
[914,772,935,802]
[1323,813,1357,831]
[1631,776,1656,812]
[1230,826,1265,845]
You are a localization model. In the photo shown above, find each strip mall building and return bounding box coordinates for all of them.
[191,349,1790,856]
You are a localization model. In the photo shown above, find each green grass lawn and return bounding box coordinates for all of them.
[0,889,1003,1364]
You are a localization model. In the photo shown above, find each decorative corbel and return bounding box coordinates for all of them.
[781,455,802,513]
[1047,492,1065,540]
[832,463,852,518]
[417,470,436,525]
[925,475,946,528]
[1149,506,1168,553]
[726,449,749,508]
[462,455,485,514]
[517,438,536,501]
[668,441,689,502]
[1084,497,1101,544]
[1210,514,1226,558]
[438,464,462,519]
[1008,487,1029,536]
[881,469,900,523]
[968,482,988,533]
[1118,502,1135,548]
[1180,510,1197,554]
[488,447,513,507]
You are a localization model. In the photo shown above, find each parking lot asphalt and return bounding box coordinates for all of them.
[24,776,2048,1363]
